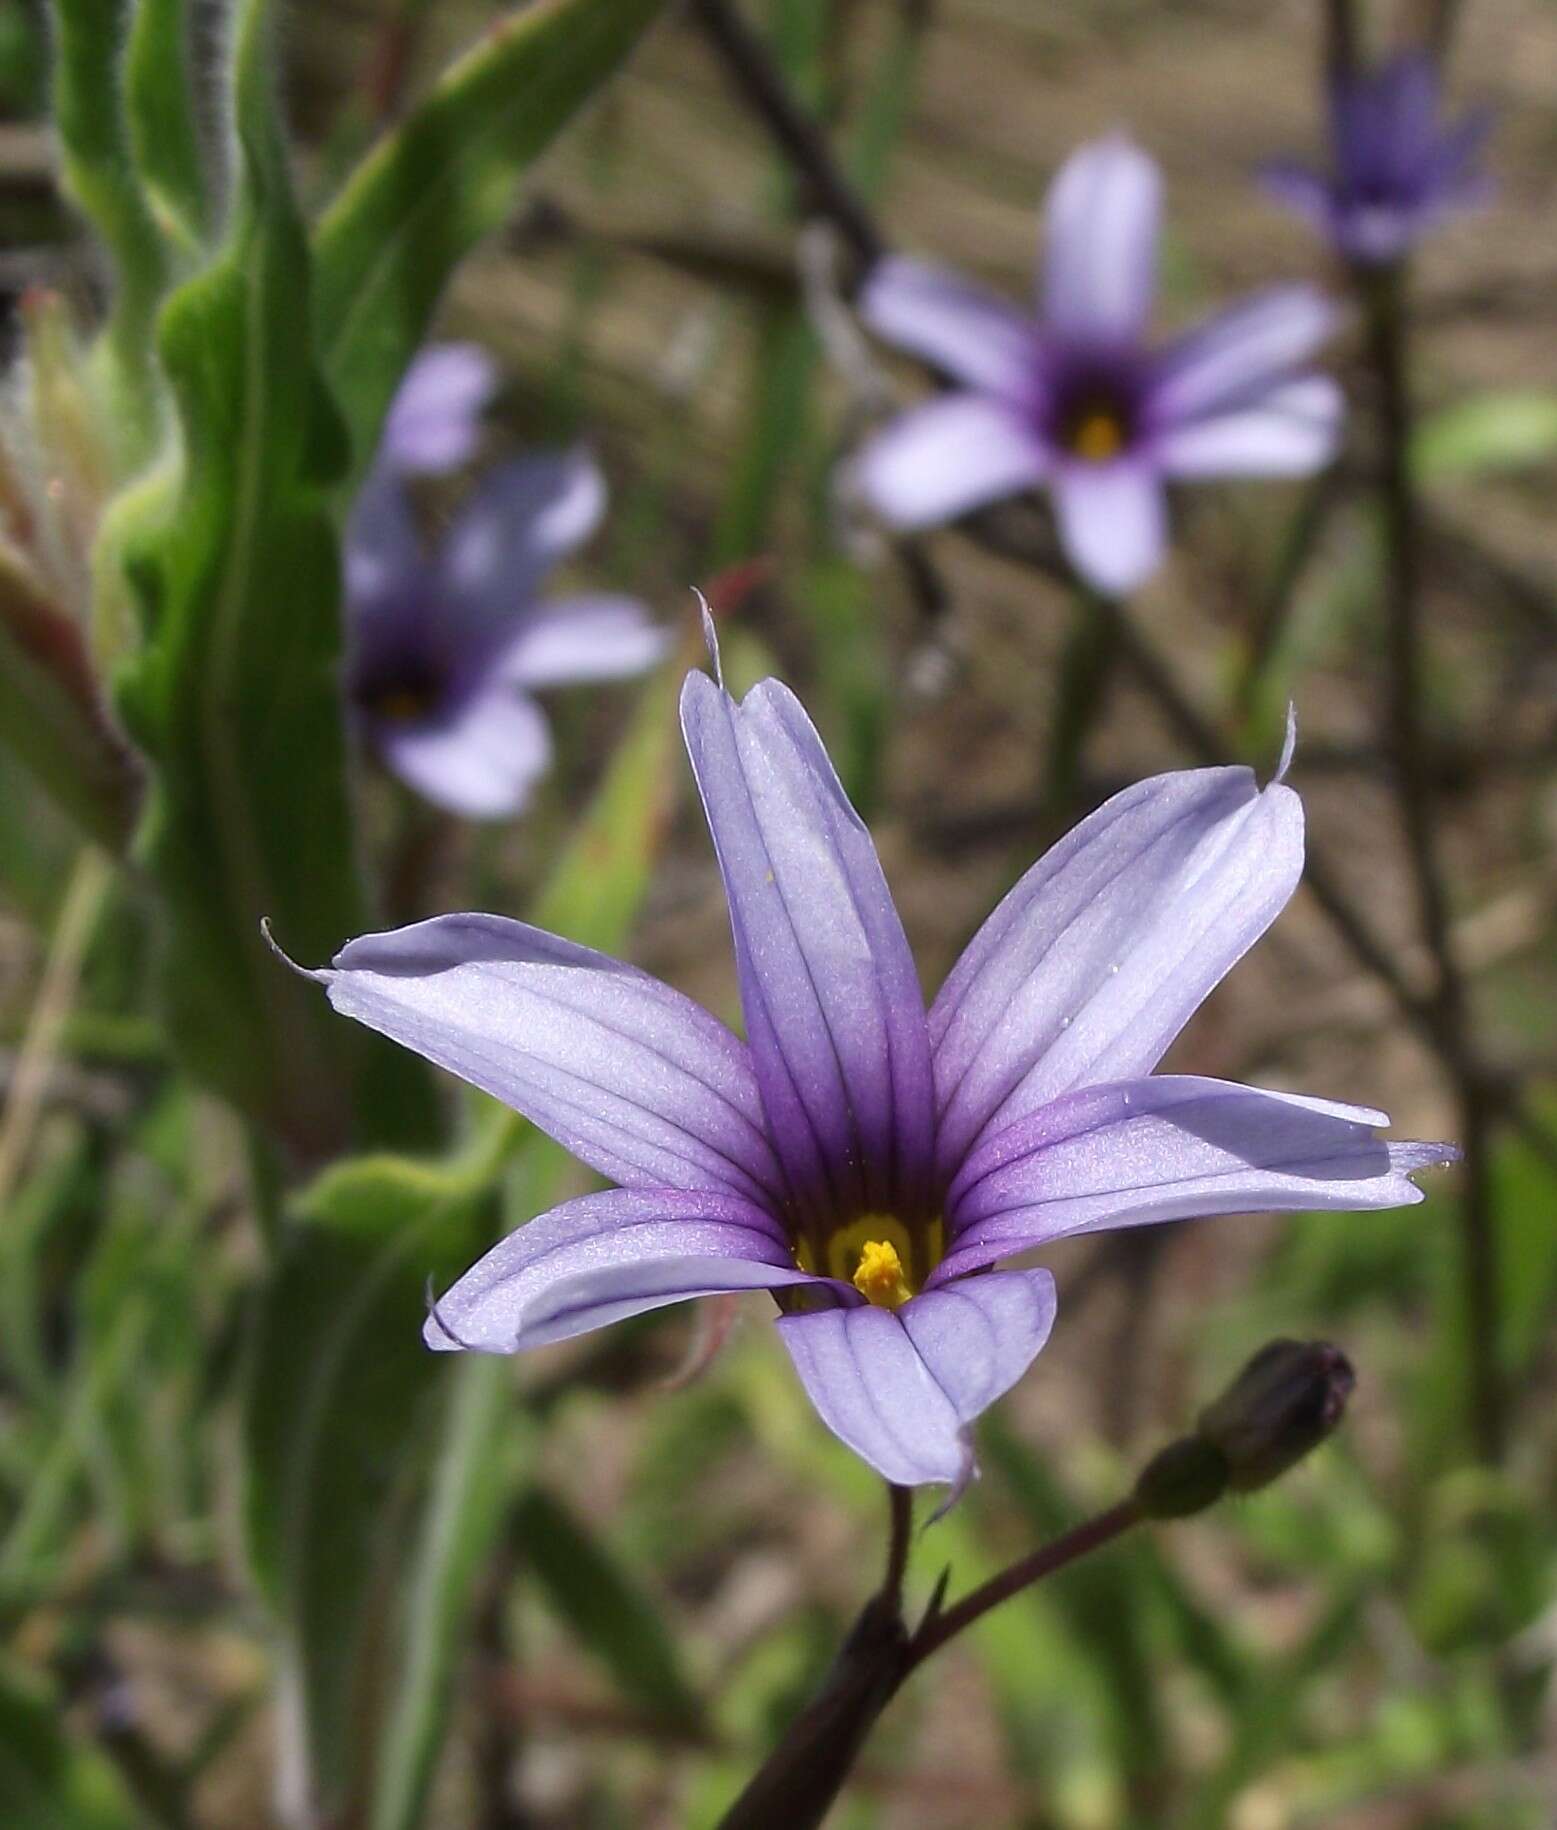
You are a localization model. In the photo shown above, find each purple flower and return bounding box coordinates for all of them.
[345,449,667,819]
[1264,52,1493,268]
[852,135,1344,596]
[379,344,499,476]
[306,622,1454,1496]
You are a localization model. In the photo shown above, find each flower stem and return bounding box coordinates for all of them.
[1361,260,1504,1463]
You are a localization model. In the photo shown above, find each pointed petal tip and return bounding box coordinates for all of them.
[693,587,723,688]
[1275,704,1298,783]
[259,918,327,984]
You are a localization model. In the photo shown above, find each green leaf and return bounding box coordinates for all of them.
[241,1150,498,1820]
[312,0,669,468]
[516,1483,705,1732]
[0,1657,138,1829]
[113,0,434,1159]
[47,0,171,465]
[1413,391,1557,482]
[124,0,210,258]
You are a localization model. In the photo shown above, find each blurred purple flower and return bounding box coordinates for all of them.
[345,449,667,819]
[852,135,1344,596]
[379,344,499,476]
[1263,52,1493,268]
[312,621,1454,1496]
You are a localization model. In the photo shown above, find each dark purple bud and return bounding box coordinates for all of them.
[1197,1339,1355,1493]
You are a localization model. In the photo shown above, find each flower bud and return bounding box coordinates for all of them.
[1196,1339,1355,1493]
[1133,1434,1229,1520]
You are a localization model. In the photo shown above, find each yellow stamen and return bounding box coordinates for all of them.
[1070,407,1126,463]
[851,1239,914,1309]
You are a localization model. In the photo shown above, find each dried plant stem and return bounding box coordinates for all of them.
[1363,263,1503,1461]
[0,845,112,1213]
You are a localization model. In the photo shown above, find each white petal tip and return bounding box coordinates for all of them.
[693,588,723,687]
[260,918,326,983]
[1275,704,1298,783]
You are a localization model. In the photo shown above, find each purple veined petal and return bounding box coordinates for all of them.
[852,394,1048,530]
[444,449,607,622]
[500,594,671,689]
[776,1269,1057,1491]
[1042,134,1162,344]
[322,913,786,1203]
[374,685,553,821]
[929,760,1303,1180]
[425,1187,833,1353]
[1050,458,1167,596]
[1150,286,1341,426]
[381,344,498,475]
[859,257,1037,396]
[941,1075,1457,1277]
[1154,376,1344,478]
[680,671,937,1225]
[345,464,427,618]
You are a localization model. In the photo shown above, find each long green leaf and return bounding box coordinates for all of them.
[515,1483,705,1732]
[114,0,434,1159]
[242,1150,498,1820]
[312,0,668,468]
[124,0,210,258]
[47,0,170,464]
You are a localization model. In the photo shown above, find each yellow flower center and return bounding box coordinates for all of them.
[851,1239,913,1308]
[804,1214,944,1310]
[1068,405,1127,464]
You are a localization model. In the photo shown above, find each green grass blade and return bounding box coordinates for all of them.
[312,0,669,471]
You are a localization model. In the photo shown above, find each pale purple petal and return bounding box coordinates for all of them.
[323,912,785,1203]
[776,1270,1057,1490]
[345,464,426,616]
[680,672,937,1226]
[500,594,670,688]
[375,687,552,821]
[859,257,1036,395]
[1150,287,1340,426]
[1154,376,1343,478]
[941,1076,1457,1276]
[1050,459,1167,596]
[1043,135,1161,343]
[381,344,497,475]
[444,449,606,621]
[930,761,1303,1179]
[426,1187,826,1353]
[853,394,1047,529]
[1259,162,1337,236]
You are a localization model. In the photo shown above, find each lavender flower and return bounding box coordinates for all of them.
[345,449,667,819]
[853,135,1344,596]
[303,620,1454,1495]
[379,343,499,476]
[1264,52,1493,268]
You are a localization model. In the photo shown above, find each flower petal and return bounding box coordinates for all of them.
[500,594,670,688]
[680,671,937,1226]
[1050,459,1167,596]
[426,1187,825,1353]
[860,257,1036,395]
[322,912,785,1203]
[374,687,552,820]
[1154,376,1343,478]
[381,343,497,475]
[1259,161,1339,237]
[1150,287,1340,426]
[345,464,427,619]
[942,1076,1456,1275]
[444,449,606,621]
[929,761,1302,1179]
[776,1269,1057,1490]
[853,394,1047,530]
[1043,135,1161,343]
